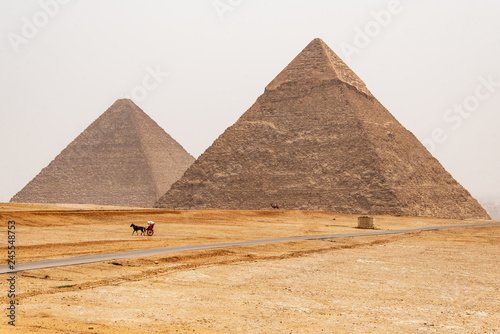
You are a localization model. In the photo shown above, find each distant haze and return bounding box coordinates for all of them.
[1,1,499,204]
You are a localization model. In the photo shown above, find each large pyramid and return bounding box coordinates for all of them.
[11,99,195,207]
[156,38,489,220]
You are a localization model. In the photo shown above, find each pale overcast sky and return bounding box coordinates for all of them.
[0,0,499,203]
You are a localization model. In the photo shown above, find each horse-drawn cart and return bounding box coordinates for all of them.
[146,221,155,236]
[130,221,155,236]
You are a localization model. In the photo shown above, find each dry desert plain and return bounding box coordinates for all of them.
[0,203,499,333]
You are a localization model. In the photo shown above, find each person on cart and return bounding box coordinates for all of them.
[146,221,155,236]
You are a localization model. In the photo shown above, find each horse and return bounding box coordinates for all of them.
[130,223,146,235]
[271,203,279,209]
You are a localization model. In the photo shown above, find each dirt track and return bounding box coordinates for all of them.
[0,204,498,333]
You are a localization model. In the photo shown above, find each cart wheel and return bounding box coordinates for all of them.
[147,229,154,236]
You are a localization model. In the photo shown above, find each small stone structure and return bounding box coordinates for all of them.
[358,216,374,229]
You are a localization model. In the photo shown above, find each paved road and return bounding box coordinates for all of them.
[2,222,499,274]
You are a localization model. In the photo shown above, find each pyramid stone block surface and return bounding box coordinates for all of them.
[11,99,194,207]
[156,39,489,220]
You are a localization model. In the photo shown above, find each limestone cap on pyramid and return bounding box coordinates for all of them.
[266,38,371,96]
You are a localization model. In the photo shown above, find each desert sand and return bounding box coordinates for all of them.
[0,203,498,333]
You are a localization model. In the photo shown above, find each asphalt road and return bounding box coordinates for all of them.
[1,222,499,274]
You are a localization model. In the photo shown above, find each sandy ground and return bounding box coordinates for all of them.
[0,204,498,333]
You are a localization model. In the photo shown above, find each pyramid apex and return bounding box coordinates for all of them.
[103,99,145,118]
[111,98,139,107]
[306,37,331,51]
[266,38,371,96]
[310,37,326,44]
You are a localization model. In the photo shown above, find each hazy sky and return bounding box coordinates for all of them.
[1,0,499,203]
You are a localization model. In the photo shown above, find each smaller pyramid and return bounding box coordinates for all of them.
[11,99,194,207]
